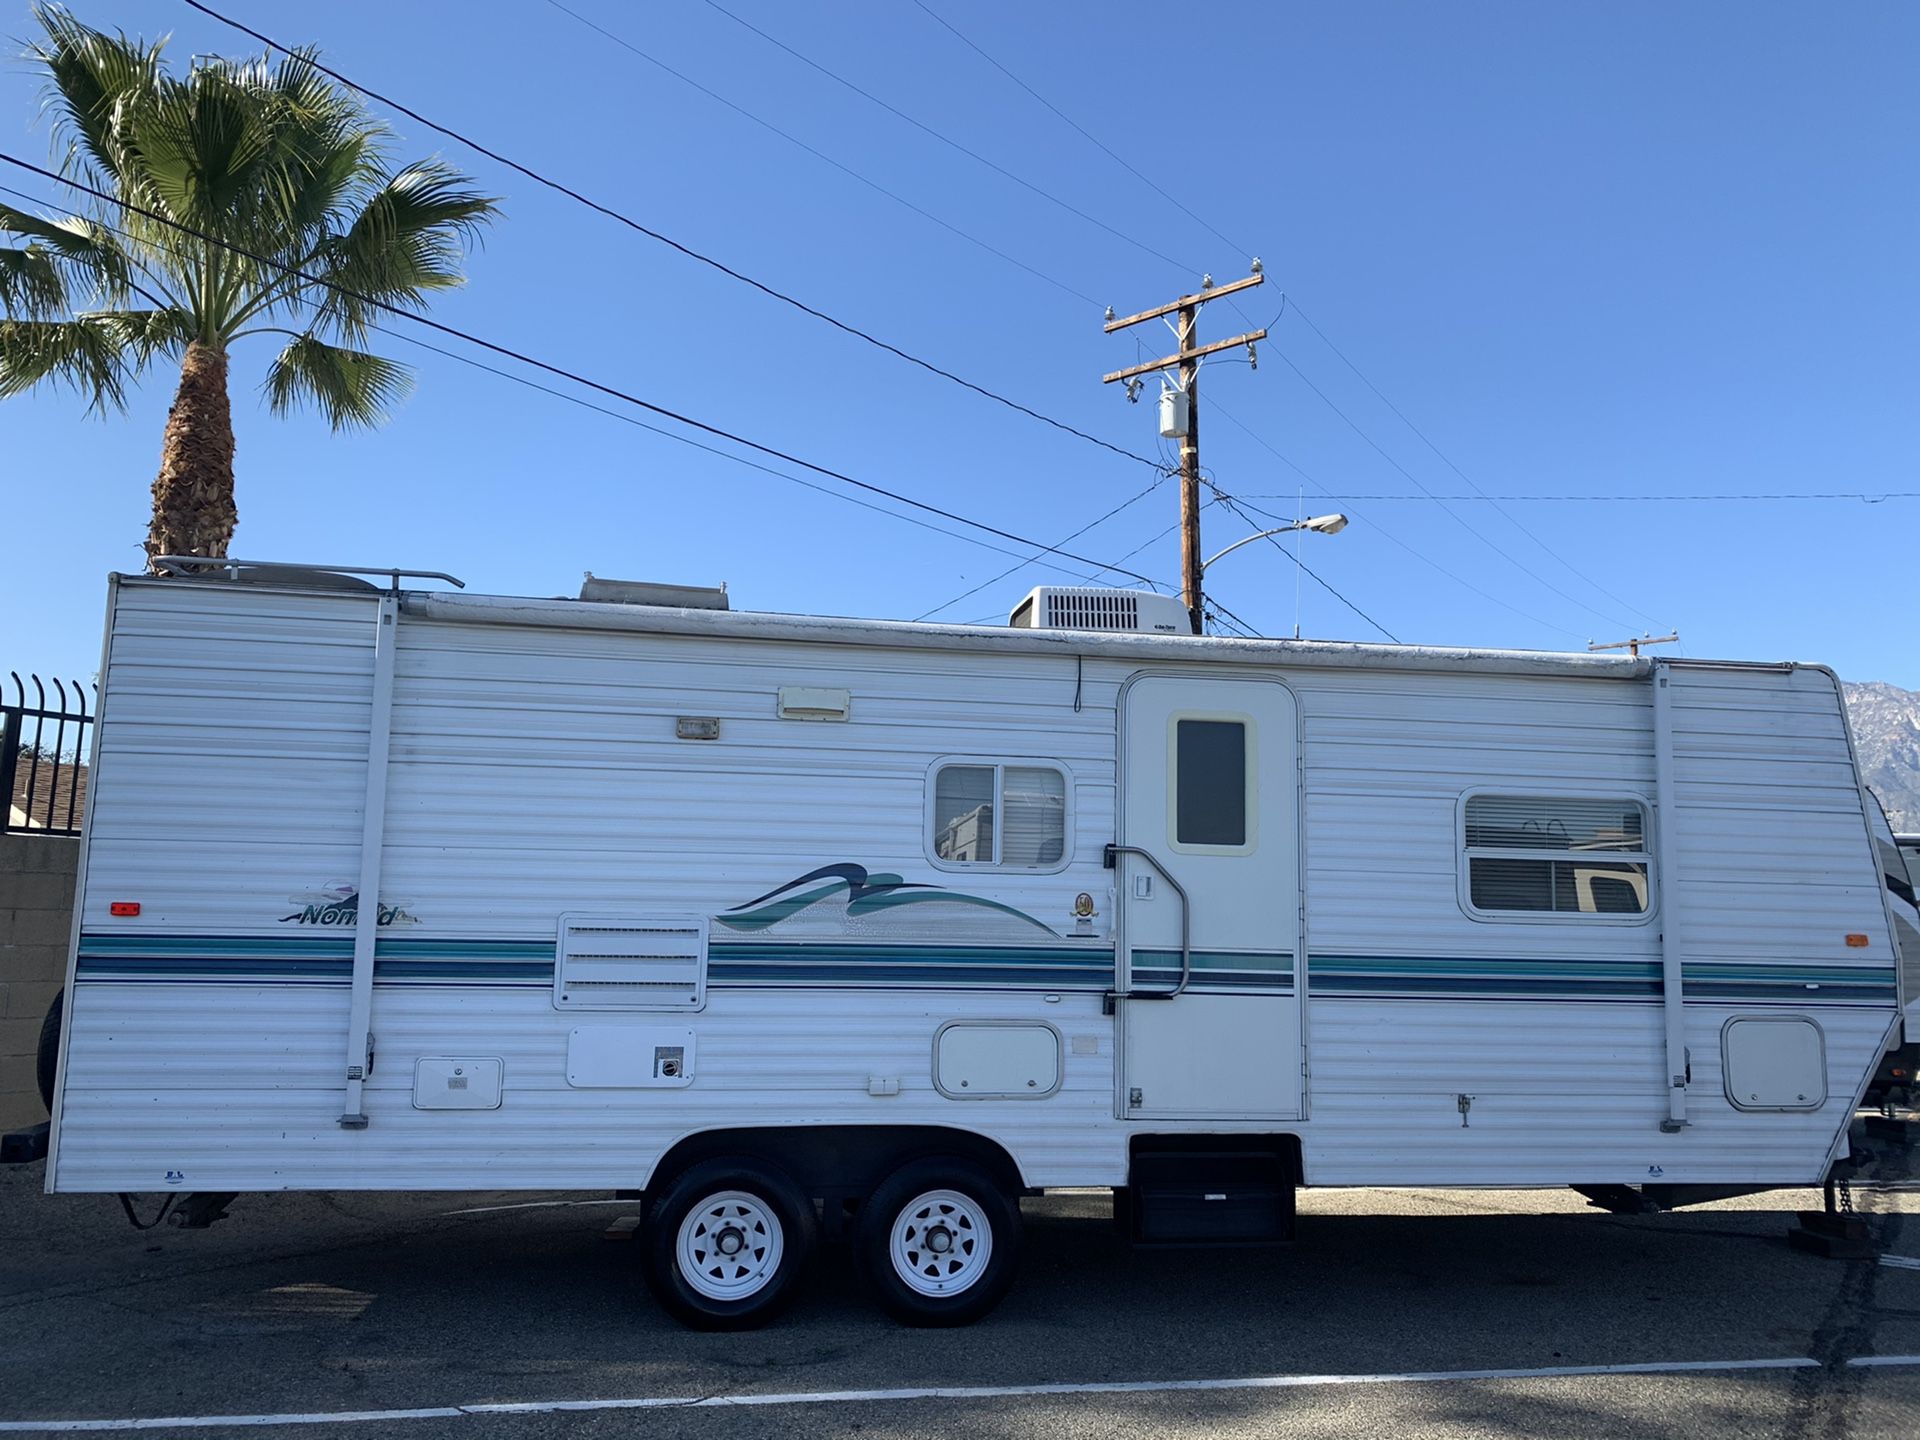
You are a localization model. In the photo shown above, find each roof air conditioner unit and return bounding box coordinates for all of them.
[1007,586,1189,635]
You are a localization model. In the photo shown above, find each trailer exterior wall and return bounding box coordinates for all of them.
[46,578,1900,1194]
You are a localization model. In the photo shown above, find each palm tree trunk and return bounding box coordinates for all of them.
[144,340,237,569]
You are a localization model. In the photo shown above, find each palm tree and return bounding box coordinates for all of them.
[0,7,498,565]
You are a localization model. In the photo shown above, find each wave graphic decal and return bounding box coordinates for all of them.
[717,863,1060,937]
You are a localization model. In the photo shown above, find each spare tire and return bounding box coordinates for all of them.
[36,990,63,1113]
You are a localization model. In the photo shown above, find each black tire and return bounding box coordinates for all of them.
[36,989,63,1113]
[640,1158,817,1330]
[856,1157,1021,1327]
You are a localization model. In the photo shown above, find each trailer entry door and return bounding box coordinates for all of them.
[1117,675,1302,1120]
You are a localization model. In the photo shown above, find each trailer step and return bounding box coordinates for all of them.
[1123,1148,1295,1247]
[1,1122,50,1165]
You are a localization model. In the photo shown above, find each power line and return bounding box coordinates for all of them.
[1264,341,1636,634]
[365,329,1128,581]
[11,163,1225,624]
[1106,510,1193,573]
[877,6,1568,644]
[920,492,1213,625]
[181,0,1165,476]
[1210,491,1400,642]
[1205,396,1585,642]
[1285,300,1660,627]
[0,153,1162,587]
[885,10,1671,639]
[1231,490,1920,504]
[562,0,1451,645]
[539,0,1103,312]
[700,0,1195,277]
[1204,604,1259,640]
[895,6,1275,337]
[914,476,1167,621]
[908,1,1250,259]
[0,183,1133,590]
[770,0,1650,642]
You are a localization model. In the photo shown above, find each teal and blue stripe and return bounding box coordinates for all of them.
[73,934,1120,990]
[75,934,550,986]
[1307,954,1897,1003]
[1129,949,1294,992]
[73,933,1897,1005]
[706,941,1110,989]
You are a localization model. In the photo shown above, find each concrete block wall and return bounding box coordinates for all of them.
[1,835,77,1132]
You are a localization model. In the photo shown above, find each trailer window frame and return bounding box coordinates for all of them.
[926,757,1073,873]
[1456,788,1656,925]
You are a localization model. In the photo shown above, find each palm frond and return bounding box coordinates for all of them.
[14,10,490,433]
[96,306,195,367]
[266,50,385,233]
[0,314,139,411]
[304,161,499,340]
[133,67,277,233]
[0,201,133,301]
[263,334,412,429]
[29,5,166,189]
[0,247,65,318]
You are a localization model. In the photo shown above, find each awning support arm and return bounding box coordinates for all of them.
[339,593,398,1129]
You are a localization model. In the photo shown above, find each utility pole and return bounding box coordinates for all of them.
[1103,270,1267,635]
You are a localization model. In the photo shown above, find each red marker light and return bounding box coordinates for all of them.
[109,901,140,917]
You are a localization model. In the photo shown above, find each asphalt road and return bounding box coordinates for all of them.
[3,1158,1919,1438]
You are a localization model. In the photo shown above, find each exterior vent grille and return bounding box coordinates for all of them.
[1008,586,1189,634]
[555,915,708,1012]
[1049,590,1137,630]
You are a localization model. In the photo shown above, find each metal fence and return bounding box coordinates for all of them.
[2,673,94,836]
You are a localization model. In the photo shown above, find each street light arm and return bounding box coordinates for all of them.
[1201,525,1303,572]
[1200,513,1349,572]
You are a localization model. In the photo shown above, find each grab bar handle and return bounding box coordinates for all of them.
[1103,842,1192,1011]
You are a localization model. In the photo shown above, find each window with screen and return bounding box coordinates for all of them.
[931,762,1067,868]
[1463,794,1650,916]
[1175,719,1248,848]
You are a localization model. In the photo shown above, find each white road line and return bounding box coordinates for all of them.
[0,1355,1861,1434]
[1878,1255,1920,1271]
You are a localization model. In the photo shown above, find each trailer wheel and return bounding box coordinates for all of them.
[856,1158,1021,1326]
[36,990,63,1113]
[640,1159,816,1330]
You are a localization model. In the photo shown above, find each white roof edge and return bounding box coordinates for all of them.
[389,589,1653,679]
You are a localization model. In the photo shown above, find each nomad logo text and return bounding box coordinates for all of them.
[280,885,419,927]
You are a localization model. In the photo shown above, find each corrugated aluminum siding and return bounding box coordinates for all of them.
[49,580,1900,1193]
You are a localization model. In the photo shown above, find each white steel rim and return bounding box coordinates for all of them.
[676,1190,786,1302]
[888,1189,994,1298]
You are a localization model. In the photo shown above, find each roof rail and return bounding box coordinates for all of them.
[151,557,466,591]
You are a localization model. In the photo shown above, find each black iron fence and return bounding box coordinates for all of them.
[2,673,94,836]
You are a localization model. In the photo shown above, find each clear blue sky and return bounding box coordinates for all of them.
[3,1,1915,692]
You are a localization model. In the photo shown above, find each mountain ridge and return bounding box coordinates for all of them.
[1845,680,1920,831]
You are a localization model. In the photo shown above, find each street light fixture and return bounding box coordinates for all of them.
[1200,513,1349,573]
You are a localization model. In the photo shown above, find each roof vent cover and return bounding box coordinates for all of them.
[579,574,729,609]
[1007,586,1188,635]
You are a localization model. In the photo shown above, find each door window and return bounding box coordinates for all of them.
[1174,718,1250,850]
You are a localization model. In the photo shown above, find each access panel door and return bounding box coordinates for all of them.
[1118,675,1302,1120]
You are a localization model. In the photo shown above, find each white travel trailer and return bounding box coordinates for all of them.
[36,563,1916,1327]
